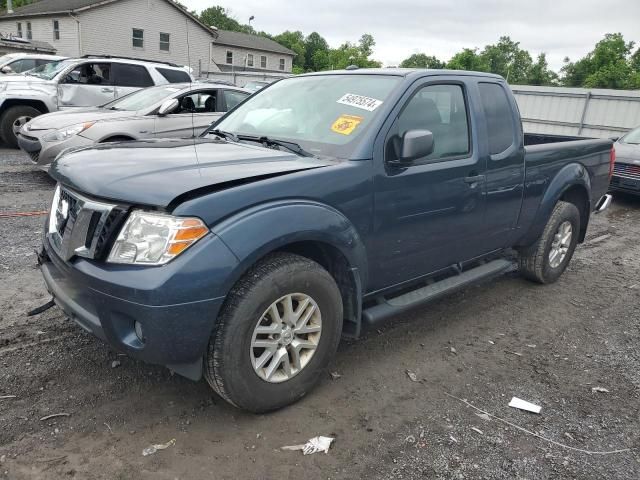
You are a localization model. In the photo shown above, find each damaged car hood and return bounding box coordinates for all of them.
[50,138,335,207]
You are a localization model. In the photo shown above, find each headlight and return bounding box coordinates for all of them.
[43,122,94,142]
[107,211,209,265]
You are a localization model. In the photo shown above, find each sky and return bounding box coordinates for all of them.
[184,0,640,71]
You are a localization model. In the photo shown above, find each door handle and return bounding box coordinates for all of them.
[464,174,485,184]
[101,87,114,93]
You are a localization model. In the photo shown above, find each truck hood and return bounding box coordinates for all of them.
[0,74,49,84]
[614,142,640,164]
[25,108,134,131]
[50,138,335,207]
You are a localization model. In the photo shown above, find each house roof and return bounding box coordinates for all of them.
[0,36,56,53]
[0,0,217,38]
[214,30,295,56]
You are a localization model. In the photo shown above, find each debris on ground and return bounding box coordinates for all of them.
[111,360,121,369]
[475,413,491,422]
[589,233,611,244]
[488,340,495,345]
[142,438,176,456]
[449,435,458,444]
[40,413,70,421]
[471,427,484,435]
[526,344,537,348]
[450,347,457,355]
[0,395,17,399]
[591,387,610,394]
[505,351,523,357]
[508,397,542,414]
[281,436,334,455]
[406,370,418,382]
[329,371,341,380]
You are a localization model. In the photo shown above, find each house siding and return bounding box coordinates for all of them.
[0,15,80,56]
[210,44,292,73]
[78,0,214,74]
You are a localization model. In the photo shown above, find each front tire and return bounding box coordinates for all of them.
[204,252,343,412]
[0,105,41,148]
[519,201,581,284]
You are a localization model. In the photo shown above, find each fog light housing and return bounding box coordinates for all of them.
[134,321,145,342]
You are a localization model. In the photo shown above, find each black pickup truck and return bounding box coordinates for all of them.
[40,69,614,412]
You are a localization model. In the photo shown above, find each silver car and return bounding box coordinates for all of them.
[18,82,250,169]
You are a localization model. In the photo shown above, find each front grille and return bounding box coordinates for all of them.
[613,163,640,180]
[48,186,121,261]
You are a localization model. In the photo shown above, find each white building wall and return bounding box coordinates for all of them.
[210,44,292,73]
[0,15,80,56]
[78,0,215,74]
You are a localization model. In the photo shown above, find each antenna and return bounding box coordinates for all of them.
[185,17,201,172]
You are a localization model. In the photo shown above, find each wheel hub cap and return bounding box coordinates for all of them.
[549,220,572,268]
[250,293,322,383]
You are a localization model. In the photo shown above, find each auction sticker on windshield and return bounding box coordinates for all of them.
[337,93,383,112]
[331,114,363,135]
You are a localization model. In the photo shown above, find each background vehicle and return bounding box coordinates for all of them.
[0,55,192,147]
[40,69,613,413]
[0,53,66,74]
[610,125,640,196]
[243,80,271,92]
[18,82,250,168]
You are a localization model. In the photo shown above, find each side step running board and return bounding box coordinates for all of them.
[362,259,514,326]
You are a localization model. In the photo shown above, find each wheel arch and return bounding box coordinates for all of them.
[517,162,592,247]
[0,98,49,114]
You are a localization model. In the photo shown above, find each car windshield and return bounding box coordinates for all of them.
[102,85,183,111]
[0,54,18,67]
[620,126,640,145]
[213,74,401,157]
[25,59,75,80]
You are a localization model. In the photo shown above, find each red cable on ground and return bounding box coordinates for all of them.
[0,210,48,218]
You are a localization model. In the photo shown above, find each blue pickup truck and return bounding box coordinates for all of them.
[40,69,614,412]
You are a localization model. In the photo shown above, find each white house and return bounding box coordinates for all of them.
[0,0,295,76]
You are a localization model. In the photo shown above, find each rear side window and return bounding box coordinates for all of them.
[223,90,249,110]
[479,82,516,155]
[112,63,153,87]
[157,67,191,83]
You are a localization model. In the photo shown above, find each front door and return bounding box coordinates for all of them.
[154,89,225,138]
[57,62,115,108]
[369,80,487,292]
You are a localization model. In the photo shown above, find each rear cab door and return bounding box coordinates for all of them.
[57,61,115,108]
[369,75,488,291]
[112,63,155,99]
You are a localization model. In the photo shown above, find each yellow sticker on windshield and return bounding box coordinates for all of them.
[331,114,363,135]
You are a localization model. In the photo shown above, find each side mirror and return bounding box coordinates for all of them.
[1,66,13,74]
[158,98,179,116]
[400,129,434,163]
[609,136,619,142]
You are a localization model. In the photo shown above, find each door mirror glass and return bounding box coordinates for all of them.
[158,98,179,116]
[1,65,13,74]
[400,129,434,163]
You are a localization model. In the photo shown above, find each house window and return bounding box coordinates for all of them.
[16,22,22,38]
[53,20,60,40]
[226,50,233,64]
[26,22,32,40]
[132,28,144,48]
[260,55,266,68]
[279,58,285,71]
[247,53,253,67]
[159,32,170,51]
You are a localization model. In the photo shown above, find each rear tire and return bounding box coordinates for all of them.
[0,105,41,148]
[519,201,580,284]
[204,252,343,413]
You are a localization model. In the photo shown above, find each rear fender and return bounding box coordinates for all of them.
[518,162,591,247]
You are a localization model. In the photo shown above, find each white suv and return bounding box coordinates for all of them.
[0,55,193,147]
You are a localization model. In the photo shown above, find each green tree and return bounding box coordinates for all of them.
[304,32,329,71]
[199,6,254,34]
[399,53,445,69]
[527,53,558,86]
[561,33,638,89]
[325,34,381,70]
[446,48,489,71]
[479,36,533,84]
[273,30,306,71]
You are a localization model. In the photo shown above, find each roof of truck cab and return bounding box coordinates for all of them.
[299,68,505,80]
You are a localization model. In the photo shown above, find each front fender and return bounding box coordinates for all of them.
[519,162,591,247]
[211,199,368,293]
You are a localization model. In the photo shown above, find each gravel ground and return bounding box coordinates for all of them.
[0,150,639,479]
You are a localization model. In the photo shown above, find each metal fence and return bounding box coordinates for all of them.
[511,85,640,138]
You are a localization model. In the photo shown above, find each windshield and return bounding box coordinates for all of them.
[26,59,75,80]
[0,54,18,67]
[102,85,183,111]
[213,74,401,157]
[620,126,640,145]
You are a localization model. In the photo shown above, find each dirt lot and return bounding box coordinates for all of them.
[0,149,639,480]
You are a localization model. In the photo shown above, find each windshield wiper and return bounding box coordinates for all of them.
[208,129,238,142]
[237,135,313,157]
